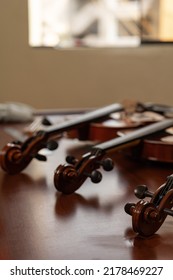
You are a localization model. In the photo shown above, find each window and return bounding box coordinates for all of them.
[28,0,173,48]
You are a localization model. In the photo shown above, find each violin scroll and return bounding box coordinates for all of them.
[0,131,58,174]
[54,148,114,195]
[125,175,173,237]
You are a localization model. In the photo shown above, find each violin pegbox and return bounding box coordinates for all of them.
[54,148,114,195]
[125,174,173,237]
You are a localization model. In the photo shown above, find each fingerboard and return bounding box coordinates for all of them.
[94,118,173,153]
[45,103,123,137]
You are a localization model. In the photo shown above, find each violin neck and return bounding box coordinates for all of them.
[139,102,173,115]
[44,103,123,137]
[94,118,173,153]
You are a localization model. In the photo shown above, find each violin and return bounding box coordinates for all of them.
[117,125,173,164]
[125,174,173,237]
[0,103,123,174]
[135,129,173,163]
[54,118,173,194]
[67,101,172,142]
[26,101,172,142]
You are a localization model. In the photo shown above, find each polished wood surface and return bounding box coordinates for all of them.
[0,119,173,260]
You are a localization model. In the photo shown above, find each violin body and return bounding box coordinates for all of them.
[123,130,173,163]
[67,108,173,165]
[67,110,164,142]
[67,115,141,141]
[141,132,173,163]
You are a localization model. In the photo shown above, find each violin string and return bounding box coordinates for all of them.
[155,175,173,206]
[163,175,173,193]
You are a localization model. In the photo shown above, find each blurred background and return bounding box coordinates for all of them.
[1,0,173,109]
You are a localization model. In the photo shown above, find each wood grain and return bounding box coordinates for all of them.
[0,121,173,260]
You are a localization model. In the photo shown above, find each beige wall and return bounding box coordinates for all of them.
[1,0,173,110]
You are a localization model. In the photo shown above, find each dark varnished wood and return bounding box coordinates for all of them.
[54,119,173,194]
[0,118,173,260]
[125,174,173,237]
[0,103,122,174]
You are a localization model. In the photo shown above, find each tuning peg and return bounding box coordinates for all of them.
[46,140,58,151]
[164,208,173,217]
[124,203,135,215]
[134,185,154,199]
[12,140,22,145]
[85,170,102,183]
[34,153,47,161]
[99,158,114,171]
[66,155,78,165]
[42,117,52,126]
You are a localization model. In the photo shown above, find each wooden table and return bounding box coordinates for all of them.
[0,117,173,260]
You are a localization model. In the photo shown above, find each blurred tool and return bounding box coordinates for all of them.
[0,102,34,122]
